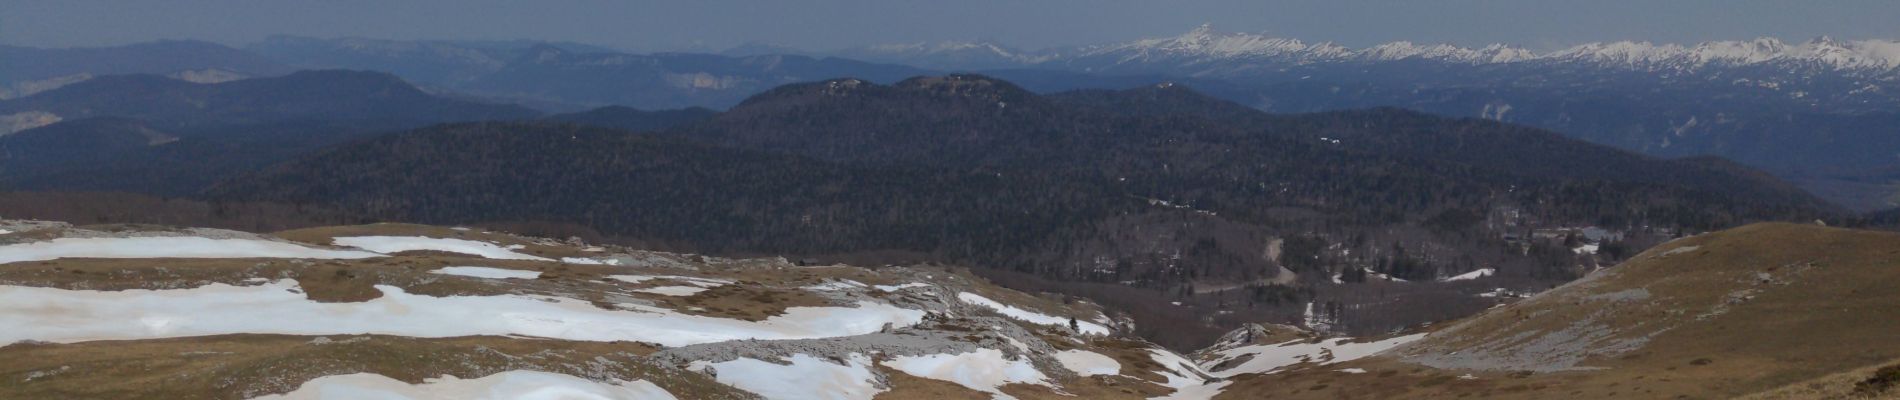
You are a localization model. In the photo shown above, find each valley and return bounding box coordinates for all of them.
[6,8,1900,398]
[0,69,1842,349]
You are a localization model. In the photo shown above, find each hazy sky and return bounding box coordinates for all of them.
[7,0,1900,52]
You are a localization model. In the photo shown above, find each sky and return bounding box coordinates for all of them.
[6,0,1900,52]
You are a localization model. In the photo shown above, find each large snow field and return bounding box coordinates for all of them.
[332,236,553,261]
[1143,348,1228,400]
[251,370,677,400]
[0,237,382,264]
[1145,348,1210,388]
[1200,333,1427,377]
[431,266,543,280]
[956,292,1110,335]
[0,280,925,347]
[697,353,884,400]
[884,348,1047,399]
[1148,379,1231,400]
[1052,349,1120,376]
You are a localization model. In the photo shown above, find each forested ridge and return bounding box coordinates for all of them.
[205,75,1841,348]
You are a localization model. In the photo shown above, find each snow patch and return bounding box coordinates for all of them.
[885,348,1047,399]
[332,236,551,261]
[0,237,381,264]
[253,370,677,400]
[805,280,870,292]
[561,257,610,265]
[1150,380,1232,400]
[1201,333,1426,377]
[701,353,884,400]
[1442,268,1495,282]
[0,280,924,347]
[873,282,931,292]
[1053,350,1121,376]
[607,275,734,288]
[429,266,541,280]
[1661,245,1700,257]
[1144,348,1227,399]
[633,286,708,296]
[1145,348,1210,388]
[957,292,1109,335]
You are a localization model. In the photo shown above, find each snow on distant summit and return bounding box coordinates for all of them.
[1358,42,1537,64]
[1079,24,1900,73]
[748,24,1900,75]
[1068,23,1529,66]
[835,40,1050,70]
[1544,36,1900,71]
[1078,23,1353,63]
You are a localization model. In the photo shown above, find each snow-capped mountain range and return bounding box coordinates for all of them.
[837,23,1900,74]
[1063,24,1531,66]
[831,40,1053,70]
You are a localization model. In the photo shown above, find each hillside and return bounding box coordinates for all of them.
[248,37,938,110]
[1197,222,1900,399]
[0,71,541,195]
[1046,85,1829,212]
[0,40,291,99]
[0,219,1215,399]
[207,75,1839,348]
[0,70,538,129]
[0,118,177,178]
[206,122,1123,258]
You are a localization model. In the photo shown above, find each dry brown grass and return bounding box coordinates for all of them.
[873,365,993,399]
[1210,223,1900,399]
[1742,361,1900,400]
[656,284,833,321]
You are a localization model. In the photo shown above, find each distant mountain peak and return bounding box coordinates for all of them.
[1180,23,1220,42]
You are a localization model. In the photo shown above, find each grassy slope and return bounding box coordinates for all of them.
[1215,222,1900,399]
